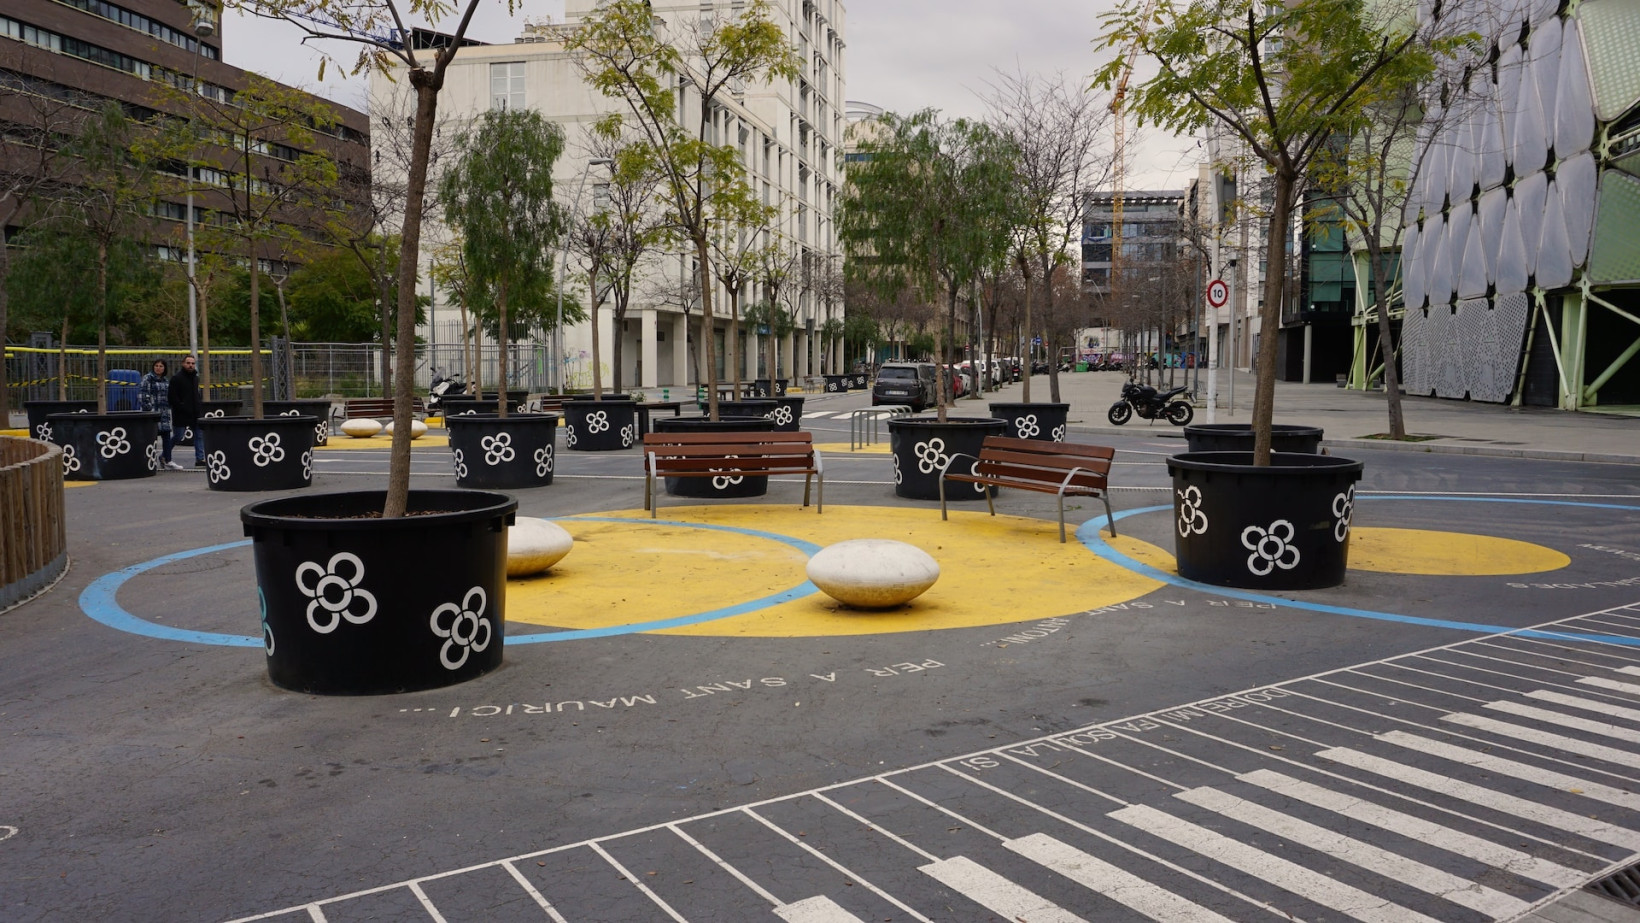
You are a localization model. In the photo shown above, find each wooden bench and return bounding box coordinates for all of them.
[938,436,1116,543]
[344,397,425,421]
[642,431,823,518]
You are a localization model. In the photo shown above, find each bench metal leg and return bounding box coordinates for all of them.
[802,473,811,508]
[817,473,823,513]
[939,474,948,521]
[1102,491,1116,538]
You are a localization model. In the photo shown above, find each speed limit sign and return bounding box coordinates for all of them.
[1207,279,1230,308]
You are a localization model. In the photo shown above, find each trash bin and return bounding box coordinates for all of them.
[1074,362,1088,373]
[107,369,140,410]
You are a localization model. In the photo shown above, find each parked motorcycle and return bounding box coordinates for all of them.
[428,368,468,413]
[1108,380,1194,426]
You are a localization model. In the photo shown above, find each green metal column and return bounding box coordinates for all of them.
[1559,292,1586,411]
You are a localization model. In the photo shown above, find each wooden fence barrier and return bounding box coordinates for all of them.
[1,435,67,611]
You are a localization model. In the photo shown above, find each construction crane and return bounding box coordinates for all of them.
[1107,0,1159,312]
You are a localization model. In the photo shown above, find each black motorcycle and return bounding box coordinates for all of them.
[427,368,467,413]
[1108,381,1194,426]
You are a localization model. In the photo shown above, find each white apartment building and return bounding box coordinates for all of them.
[372,0,847,392]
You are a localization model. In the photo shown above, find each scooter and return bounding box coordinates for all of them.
[427,368,467,413]
[1108,380,1194,426]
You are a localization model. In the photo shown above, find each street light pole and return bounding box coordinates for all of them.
[553,157,612,393]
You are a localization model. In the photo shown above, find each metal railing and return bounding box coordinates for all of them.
[849,405,910,451]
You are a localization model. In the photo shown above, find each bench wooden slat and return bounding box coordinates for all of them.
[643,431,821,516]
[939,437,1116,542]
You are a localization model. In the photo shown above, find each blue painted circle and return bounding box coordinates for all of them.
[1076,495,1640,648]
[79,517,822,648]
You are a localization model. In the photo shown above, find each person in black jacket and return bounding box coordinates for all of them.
[171,354,205,468]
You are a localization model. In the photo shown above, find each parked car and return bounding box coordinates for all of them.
[871,361,937,411]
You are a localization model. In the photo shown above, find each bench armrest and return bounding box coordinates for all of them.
[937,451,979,478]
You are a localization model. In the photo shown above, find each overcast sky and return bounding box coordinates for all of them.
[221,0,1195,189]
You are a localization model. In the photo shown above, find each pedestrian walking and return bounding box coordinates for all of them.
[139,359,184,471]
[170,354,205,467]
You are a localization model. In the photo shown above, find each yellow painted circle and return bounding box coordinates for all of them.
[1106,527,1569,578]
[505,505,1163,637]
[1347,527,1570,575]
[315,434,449,450]
[813,442,892,455]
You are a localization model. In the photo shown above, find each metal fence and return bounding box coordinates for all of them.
[6,340,594,407]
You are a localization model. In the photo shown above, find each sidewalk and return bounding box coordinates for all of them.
[961,367,1640,464]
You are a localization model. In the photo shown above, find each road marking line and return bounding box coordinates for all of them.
[774,895,867,923]
[407,882,447,922]
[1239,769,1586,888]
[1004,832,1237,923]
[1109,803,1442,923]
[499,861,569,923]
[741,806,934,923]
[918,856,1086,922]
[1441,712,1640,769]
[1318,746,1640,850]
[1513,691,1640,727]
[1580,676,1640,697]
[587,842,689,922]
[1381,730,1640,812]
[1174,785,1529,917]
[668,824,783,906]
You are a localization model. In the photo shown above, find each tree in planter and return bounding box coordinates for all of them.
[560,0,799,421]
[986,71,1113,405]
[1097,0,1450,463]
[745,240,800,389]
[843,313,880,369]
[837,109,1022,422]
[175,73,341,418]
[819,317,845,374]
[707,195,780,401]
[565,124,666,398]
[437,109,568,419]
[232,0,496,518]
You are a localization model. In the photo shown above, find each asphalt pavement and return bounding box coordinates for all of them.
[2,374,1639,922]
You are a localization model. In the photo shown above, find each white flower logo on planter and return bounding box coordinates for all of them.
[771,405,794,426]
[913,437,949,474]
[711,455,744,490]
[96,427,131,458]
[620,422,636,447]
[452,448,468,479]
[534,446,552,477]
[1051,424,1066,442]
[206,450,231,484]
[296,551,378,634]
[481,432,515,465]
[430,586,491,670]
[259,587,274,654]
[34,422,51,441]
[204,409,225,418]
[146,440,162,471]
[1016,414,1040,439]
[1241,520,1301,576]
[564,425,577,447]
[585,410,610,433]
[1333,486,1355,542]
[61,444,79,474]
[300,449,313,481]
[1177,485,1209,537]
[970,460,987,493]
[892,453,902,485]
[249,433,285,467]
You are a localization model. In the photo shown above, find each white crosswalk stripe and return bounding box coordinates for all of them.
[228,603,1640,923]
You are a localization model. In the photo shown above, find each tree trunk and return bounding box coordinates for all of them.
[590,272,604,400]
[249,240,263,419]
[611,294,626,395]
[497,280,510,418]
[457,298,471,401]
[384,78,440,518]
[727,288,741,401]
[376,243,394,395]
[199,283,211,400]
[695,234,719,421]
[1251,168,1298,466]
[1021,263,1033,403]
[1366,239,1407,439]
[95,239,108,414]
[58,316,68,401]
[276,281,291,344]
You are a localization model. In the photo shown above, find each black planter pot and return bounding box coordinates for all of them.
[440,397,507,418]
[567,392,631,401]
[48,411,161,480]
[263,400,333,446]
[823,375,851,393]
[1182,423,1325,454]
[751,378,788,397]
[177,400,243,446]
[767,396,806,431]
[197,416,318,491]
[562,398,640,452]
[717,399,779,423]
[24,400,95,443]
[988,402,1071,442]
[1167,451,1364,590]
[887,416,1009,501]
[653,416,776,497]
[446,413,560,489]
[241,489,517,695]
[850,373,869,390]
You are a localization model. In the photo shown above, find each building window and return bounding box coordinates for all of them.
[490,61,525,110]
